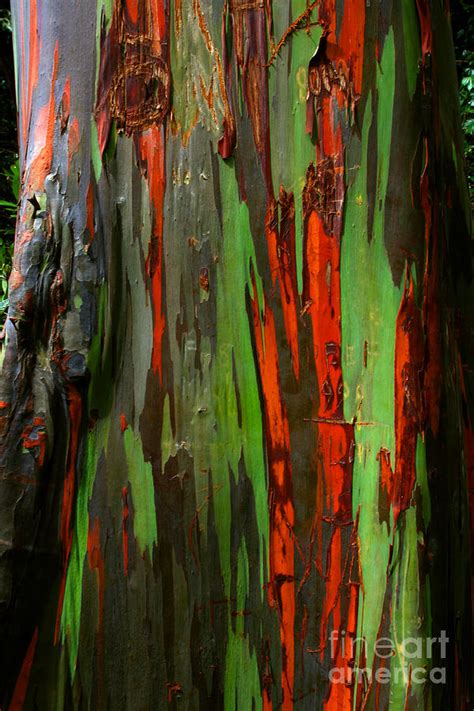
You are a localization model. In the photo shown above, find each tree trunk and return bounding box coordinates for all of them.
[0,0,472,708]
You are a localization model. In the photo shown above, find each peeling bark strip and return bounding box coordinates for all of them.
[95,0,170,150]
[250,279,295,708]
[0,0,472,709]
[394,270,424,524]
[302,8,359,703]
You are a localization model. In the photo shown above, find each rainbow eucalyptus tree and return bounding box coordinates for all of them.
[0,0,472,708]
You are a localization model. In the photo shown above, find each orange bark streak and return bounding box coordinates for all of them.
[303,49,357,706]
[319,0,365,97]
[28,42,58,192]
[251,282,295,709]
[306,210,342,419]
[138,126,166,381]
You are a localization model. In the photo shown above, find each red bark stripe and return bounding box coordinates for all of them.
[394,269,423,523]
[415,0,433,61]
[303,20,359,706]
[318,0,365,97]
[8,628,39,711]
[250,279,295,709]
[137,126,166,381]
[305,208,343,420]
[336,0,365,97]
[149,0,167,43]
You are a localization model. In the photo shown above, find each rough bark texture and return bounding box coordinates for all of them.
[0,0,472,709]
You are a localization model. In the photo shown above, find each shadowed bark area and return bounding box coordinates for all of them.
[0,0,472,709]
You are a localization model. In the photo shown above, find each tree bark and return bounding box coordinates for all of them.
[0,0,472,708]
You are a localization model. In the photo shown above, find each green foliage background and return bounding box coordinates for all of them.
[0,7,17,325]
[452,0,474,208]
